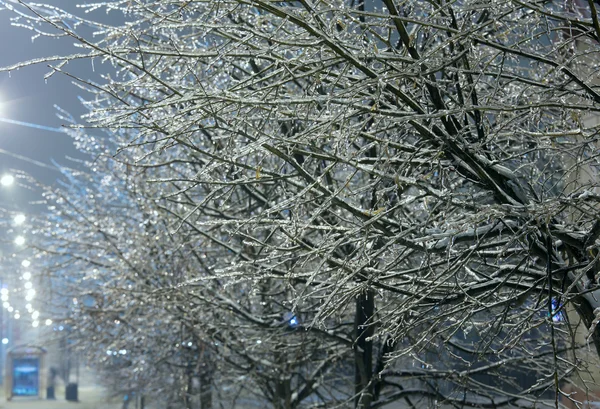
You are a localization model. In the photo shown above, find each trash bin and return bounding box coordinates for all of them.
[66,383,78,401]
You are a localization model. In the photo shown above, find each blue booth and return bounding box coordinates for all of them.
[5,345,47,400]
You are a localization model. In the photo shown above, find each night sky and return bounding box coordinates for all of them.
[0,1,115,208]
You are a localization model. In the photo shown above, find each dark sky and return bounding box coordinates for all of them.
[0,1,116,208]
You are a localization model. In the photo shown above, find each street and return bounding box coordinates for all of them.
[0,386,121,409]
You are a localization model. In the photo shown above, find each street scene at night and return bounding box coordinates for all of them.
[2,1,600,408]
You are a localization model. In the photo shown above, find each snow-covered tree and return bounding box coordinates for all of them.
[28,140,360,408]
[5,0,600,407]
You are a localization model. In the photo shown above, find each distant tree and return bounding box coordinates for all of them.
[29,139,360,408]
[6,0,600,407]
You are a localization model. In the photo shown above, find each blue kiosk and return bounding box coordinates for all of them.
[5,345,47,400]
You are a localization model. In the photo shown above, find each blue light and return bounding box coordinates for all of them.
[283,312,299,328]
[550,298,564,322]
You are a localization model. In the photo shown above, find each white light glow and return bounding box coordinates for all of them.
[0,288,8,296]
[1,295,8,302]
[14,236,25,246]
[2,338,8,345]
[45,319,52,326]
[21,260,30,268]
[13,214,25,225]
[14,313,20,319]
[32,321,38,328]
[7,306,13,312]
[22,271,31,280]
[24,282,32,290]
[2,302,9,309]
[0,174,14,187]
[31,311,39,319]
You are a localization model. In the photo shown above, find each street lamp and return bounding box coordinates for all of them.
[0,174,14,187]
[13,214,25,225]
[25,289,35,302]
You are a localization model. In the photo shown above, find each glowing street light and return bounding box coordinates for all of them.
[22,271,31,280]
[13,214,25,225]
[14,236,25,246]
[25,288,35,301]
[21,260,30,268]
[0,174,14,187]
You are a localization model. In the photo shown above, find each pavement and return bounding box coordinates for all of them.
[0,385,122,409]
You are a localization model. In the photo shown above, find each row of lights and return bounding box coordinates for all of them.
[2,174,26,245]
[1,173,52,343]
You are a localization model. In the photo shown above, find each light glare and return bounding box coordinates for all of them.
[0,174,14,187]
[13,214,25,225]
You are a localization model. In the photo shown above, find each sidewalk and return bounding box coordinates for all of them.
[0,385,122,409]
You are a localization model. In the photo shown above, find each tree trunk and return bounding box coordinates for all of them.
[199,362,212,409]
[355,291,374,409]
[275,375,292,409]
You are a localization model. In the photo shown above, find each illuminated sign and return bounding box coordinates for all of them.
[12,358,39,396]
